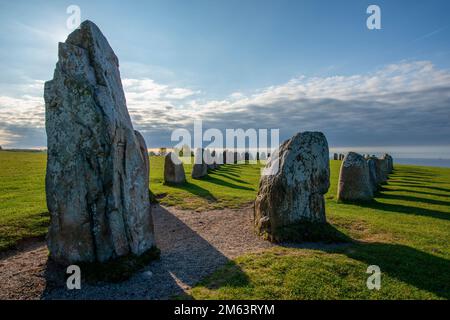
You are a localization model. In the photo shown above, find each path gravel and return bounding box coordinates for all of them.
[0,205,274,300]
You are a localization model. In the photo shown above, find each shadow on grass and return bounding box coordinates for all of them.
[205,176,254,191]
[42,205,249,299]
[345,242,450,299]
[166,181,218,202]
[387,183,450,195]
[211,172,252,185]
[380,193,450,207]
[193,237,450,299]
[274,222,352,243]
[386,188,450,198]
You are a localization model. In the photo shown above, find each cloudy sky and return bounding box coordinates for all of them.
[0,0,449,158]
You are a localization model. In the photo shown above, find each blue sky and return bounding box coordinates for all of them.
[0,0,450,157]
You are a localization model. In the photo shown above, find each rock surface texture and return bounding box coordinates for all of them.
[375,158,388,185]
[337,152,374,201]
[383,154,394,173]
[367,156,379,193]
[192,149,208,179]
[254,132,330,241]
[164,152,186,184]
[44,20,155,264]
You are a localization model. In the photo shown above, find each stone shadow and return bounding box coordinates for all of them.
[41,205,248,299]
[386,188,450,198]
[345,242,450,299]
[358,199,450,221]
[380,193,450,207]
[211,171,252,185]
[168,181,217,202]
[282,240,450,299]
[204,176,254,191]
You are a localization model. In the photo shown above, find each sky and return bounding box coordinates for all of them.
[0,0,449,158]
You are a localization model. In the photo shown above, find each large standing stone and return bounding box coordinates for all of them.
[337,152,374,201]
[333,153,338,160]
[254,132,330,241]
[367,156,379,193]
[382,154,394,173]
[44,20,155,264]
[164,152,186,184]
[374,158,388,185]
[192,148,208,179]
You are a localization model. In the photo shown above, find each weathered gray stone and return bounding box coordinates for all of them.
[333,153,338,160]
[45,20,155,264]
[233,152,238,164]
[192,149,208,179]
[134,130,149,187]
[164,152,186,184]
[254,132,330,241]
[374,158,388,185]
[367,156,379,193]
[382,154,394,173]
[337,152,374,201]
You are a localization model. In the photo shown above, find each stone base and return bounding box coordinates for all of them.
[51,246,160,283]
[258,222,351,243]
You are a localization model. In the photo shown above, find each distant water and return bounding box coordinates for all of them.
[394,158,450,168]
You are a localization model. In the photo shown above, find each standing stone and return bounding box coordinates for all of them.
[374,158,388,184]
[254,132,330,241]
[134,130,149,188]
[337,152,374,201]
[164,152,186,184]
[204,149,213,170]
[382,154,394,173]
[45,20,155,264]
[333,153,338,160]
[227,151,234,164]
[192,148,208,179]
[367,156,379,193]
[233,152,238,164]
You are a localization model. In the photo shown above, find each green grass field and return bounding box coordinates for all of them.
[0,151,449,299]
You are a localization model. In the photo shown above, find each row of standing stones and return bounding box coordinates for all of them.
[337,152,393,202]
[44,21,393,266]
[163,149,270,184]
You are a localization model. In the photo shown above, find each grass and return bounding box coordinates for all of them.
[150,156,262,210]
[0,151,47,251]
[191,161,450,299]
[0,151,449,299]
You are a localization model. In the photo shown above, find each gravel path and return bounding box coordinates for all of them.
[0,204,273,300]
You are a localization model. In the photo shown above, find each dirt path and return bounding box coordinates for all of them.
[0,205,273,300]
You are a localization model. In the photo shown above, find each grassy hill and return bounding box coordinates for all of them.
[0,151,449,299]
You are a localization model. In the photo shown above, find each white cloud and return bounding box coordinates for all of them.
[1,60,450,149]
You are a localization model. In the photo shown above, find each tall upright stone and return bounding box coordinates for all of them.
[375,158,388,185]
[164,152,186,184]
[254,132,330,241]
[337,152,374,201]
[134,130,149,187]
[192,148,208,179]
[367,156,379,193]
[382,154,394,173]
[44,20,155,264]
